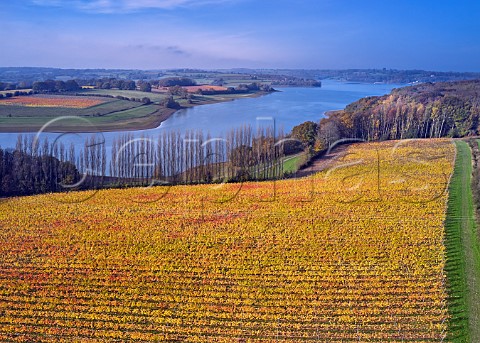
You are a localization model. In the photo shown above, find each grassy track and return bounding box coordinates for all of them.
[282,152,308,174]
[445,140,480,342]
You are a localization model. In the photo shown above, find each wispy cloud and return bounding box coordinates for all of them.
[0,15,283,69]
[32,0,238,13]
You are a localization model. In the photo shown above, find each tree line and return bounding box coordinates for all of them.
[108,125,285,185]
[281,79,480,173]
[195,83,275,96]
[2,76,275,101]
[76,78,137,91]
[1,126,289,197]
[0,136,80,197]
[313,79,480,148]
[32,80,81,93]
[77,77,197,92]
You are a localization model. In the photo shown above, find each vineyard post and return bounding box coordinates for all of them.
[276,317,281,342]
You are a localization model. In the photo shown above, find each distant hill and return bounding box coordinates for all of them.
[315,69,480,84]
[2,67,480,85]
[0,67,163,84]
[253,69,480,84]
[319,79,480,144]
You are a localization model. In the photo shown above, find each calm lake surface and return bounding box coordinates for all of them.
[0,80,403,150]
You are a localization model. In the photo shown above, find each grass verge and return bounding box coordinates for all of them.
[445,140,480,342]
[282,152,308,174]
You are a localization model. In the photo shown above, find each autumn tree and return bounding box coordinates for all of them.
[290,121,318,150]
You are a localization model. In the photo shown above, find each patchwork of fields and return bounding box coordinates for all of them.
[0,88,265,132]
[0,140,455,341]
[0,92,165,132]
[0,95,107,108]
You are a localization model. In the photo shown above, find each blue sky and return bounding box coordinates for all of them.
[1,0,479,71]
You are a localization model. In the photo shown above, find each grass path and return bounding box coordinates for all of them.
[282,152,307,174]
[445,140,480,342]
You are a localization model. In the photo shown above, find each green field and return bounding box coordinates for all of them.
[0,95,168,132]
[0,99,141,118]
[445,140,480,342]
[80,89,168,103]
[83,104,161,123]
[282,152,308,174]
[0,94,165,131]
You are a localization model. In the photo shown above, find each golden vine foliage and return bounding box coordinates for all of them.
[0,139,454,342]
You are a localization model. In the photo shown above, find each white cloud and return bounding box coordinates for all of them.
[32,0,237,13]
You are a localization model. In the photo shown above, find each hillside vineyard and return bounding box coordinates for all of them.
[0,139,454,341]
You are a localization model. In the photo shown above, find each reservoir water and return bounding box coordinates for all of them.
[0,80,403,150]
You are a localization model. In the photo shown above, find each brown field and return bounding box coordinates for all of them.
[0,95,107,108]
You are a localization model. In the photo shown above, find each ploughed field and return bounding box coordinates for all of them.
[0,139,455,342]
